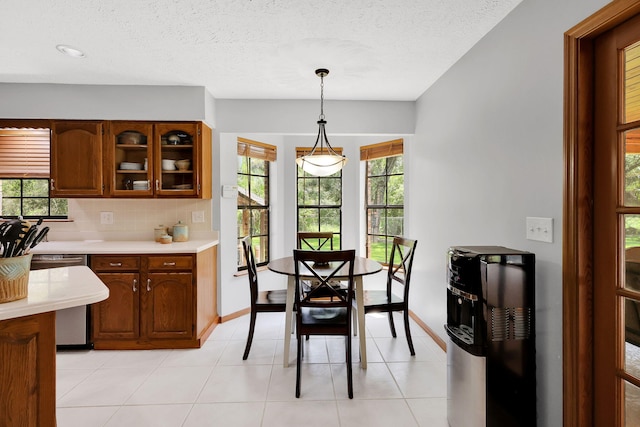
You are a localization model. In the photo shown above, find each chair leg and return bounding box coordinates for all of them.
[242,310,257,360]
[387,311,397,338]
[296,331,302,398]
[346,334,353,399]
[403,310,415,356]
[352,308,358,336]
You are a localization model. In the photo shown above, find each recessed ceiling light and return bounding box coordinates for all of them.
[56,44,86,58]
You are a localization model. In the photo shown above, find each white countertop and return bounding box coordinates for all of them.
[0,266,109,321]
[30,238,219,255]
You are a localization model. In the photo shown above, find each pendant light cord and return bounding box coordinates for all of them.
[319,73,325,121]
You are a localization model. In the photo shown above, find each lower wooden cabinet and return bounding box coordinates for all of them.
[0,312,56,427]
[90,247,217,349]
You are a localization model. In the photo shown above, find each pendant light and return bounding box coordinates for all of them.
[295,68,348,177]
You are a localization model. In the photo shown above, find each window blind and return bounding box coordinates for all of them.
[0,129,51,178]
[237,137,277,161]
[360,138,403,161]
[295,146,343,157]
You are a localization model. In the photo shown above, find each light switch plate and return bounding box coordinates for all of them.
[526,217,553,243]
[222,185,238,198]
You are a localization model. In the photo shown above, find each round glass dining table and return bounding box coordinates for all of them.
[268,255,383,369]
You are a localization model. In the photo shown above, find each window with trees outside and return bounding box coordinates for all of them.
[237,138,276,270]
[296,147,343,249]
[362,139,404,264]
[0,127,68,219]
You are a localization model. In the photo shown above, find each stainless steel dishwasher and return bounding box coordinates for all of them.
[31,254,91,349]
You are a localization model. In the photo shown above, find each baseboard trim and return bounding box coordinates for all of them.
[409,310,447,352]
[219,307,250,323]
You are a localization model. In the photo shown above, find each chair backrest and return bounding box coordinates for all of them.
[293,249,355,309]
[241,236,259,302]
[297,232,334,251]
[387,237,418,300]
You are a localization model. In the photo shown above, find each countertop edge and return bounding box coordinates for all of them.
[30,239,219,255]
[0,266,110,321]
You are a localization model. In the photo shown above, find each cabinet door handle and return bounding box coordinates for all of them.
[155,179,159,191]
[110,262,122,267]
[147,278,151,292]
[163,262,176,266]
[133,279,138,292]
[50,179,55,190]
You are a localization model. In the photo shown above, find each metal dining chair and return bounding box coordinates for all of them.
[240,236,287,360]
[358,236,418,355]
[294,248,356,398]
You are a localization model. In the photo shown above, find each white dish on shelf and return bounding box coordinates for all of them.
[120,162,143,170]
[132,180,149,190]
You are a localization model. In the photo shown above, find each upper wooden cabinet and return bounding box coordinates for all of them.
[50,121,104,197]
[52,120,212,199]
[108,121,154,197]
[106,121,212,198]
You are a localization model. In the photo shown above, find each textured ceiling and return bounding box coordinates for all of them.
[1,0,522,101]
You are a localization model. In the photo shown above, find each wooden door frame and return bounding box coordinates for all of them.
[564,1,640,426]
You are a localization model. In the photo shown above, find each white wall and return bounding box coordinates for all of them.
[410,0,607,425]
[0,83,210,122]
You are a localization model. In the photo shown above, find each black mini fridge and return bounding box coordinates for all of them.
[445,246,536,427]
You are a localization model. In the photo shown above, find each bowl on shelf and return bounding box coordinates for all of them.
[120,162,143,170]
[166,135,181,145]
[118,132,144,145]
[175,159,190,171]
[162,159,176,170]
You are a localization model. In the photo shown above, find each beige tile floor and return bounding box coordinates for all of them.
[56,312,448,427]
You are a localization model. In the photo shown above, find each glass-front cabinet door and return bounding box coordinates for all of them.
[154,122,200,197]
[110,122,153,197]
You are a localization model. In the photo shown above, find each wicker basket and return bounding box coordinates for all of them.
[0,254,32,303]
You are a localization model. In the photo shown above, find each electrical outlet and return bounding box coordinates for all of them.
[100,211,114,225]
[526,217,553,243]
[191,211,205,223]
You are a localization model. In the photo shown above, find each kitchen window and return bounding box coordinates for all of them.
[237,138,276,270]
[296,147,343,248]
[0,127,68,219]
[361,139,404,264]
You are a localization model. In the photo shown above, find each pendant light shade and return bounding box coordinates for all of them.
[295,69,348,176]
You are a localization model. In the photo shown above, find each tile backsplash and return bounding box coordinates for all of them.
[45,199,214,241]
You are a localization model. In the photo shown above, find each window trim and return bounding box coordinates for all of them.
[363,139,404,264]
[237,138,276,271]
[0,177,68,219]
[0,123,68,220]
[296,147,343,248]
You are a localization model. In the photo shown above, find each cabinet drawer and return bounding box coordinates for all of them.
[91,256,141,271]
[148,255,193,271]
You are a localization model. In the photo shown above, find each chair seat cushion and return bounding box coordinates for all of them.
[300,306,348,325]
[361,290,404,307]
